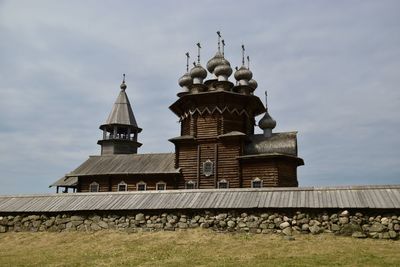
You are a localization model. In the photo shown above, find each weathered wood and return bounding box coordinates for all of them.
[7,186,400,212]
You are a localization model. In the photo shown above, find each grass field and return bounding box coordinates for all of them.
[0,230,399,267]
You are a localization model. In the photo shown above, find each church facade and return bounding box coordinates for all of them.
[51,38,304,193]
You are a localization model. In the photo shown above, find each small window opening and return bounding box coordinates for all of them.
[252,178,263,188]
[185,180,197,189]
[218,179,229,189]
[137,181,147,191]
[156,181,166,191]
[118,181,127,192]
[89,182,99,192]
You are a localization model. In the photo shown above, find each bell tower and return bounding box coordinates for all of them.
[97,75,142,155]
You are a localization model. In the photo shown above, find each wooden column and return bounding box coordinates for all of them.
[239,141,243,188]
[113,126,117,138]
[197,145,200,188]
[214,143,218,188]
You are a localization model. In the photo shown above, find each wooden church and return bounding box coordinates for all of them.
[51,35,304,193]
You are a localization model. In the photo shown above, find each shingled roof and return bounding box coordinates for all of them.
[64,153,179,177]
[100,89,140,130]
[50,176,78,187]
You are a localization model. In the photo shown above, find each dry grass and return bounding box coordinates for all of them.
[0,230,399,267]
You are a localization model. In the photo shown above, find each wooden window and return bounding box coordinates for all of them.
[185,180,197,189]
[137,181,147,191]
[252,178,263,188]
[117,181,127,192]
[156,181,166,191]
[218,179,229,189]
[89,182,99,192]
[202,159,213,177]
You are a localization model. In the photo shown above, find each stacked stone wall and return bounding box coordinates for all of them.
[0,210,399,239]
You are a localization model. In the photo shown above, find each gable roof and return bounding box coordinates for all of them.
[64,153,179,177]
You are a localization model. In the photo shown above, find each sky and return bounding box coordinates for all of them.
[0,0,399,194]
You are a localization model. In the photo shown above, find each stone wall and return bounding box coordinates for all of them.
[0,210,399,239]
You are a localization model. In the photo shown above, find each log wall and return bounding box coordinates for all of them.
[79,175,175,192]
[277,160,299,187]
[222,113,245,134]
[176,144,198,188]
[197,115,219,138]
[217,142,241,188]
[181,118,190,136]
[241,160,279,187]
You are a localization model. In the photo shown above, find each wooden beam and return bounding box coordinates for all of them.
[197,145,200,188]
[214,143,218,188]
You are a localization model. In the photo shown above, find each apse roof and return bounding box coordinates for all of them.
[244,132,299,157]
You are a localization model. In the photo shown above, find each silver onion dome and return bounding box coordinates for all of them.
[259,110,276,138]
[248,79,258,90]
[178,72,193,88]
[214,63,233,81]
[206,51,231,74]
[234,65,253,81]
[259,112,276,130]
[190,64,207,79]
[190,64,207,84]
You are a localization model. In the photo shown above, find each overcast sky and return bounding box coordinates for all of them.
[0,0,399,194]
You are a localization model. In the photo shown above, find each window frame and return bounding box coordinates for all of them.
[218,179,229,189]
[251,177,263,188]
[185,180,197,189]
[136,181,147,191]
[117,181,128,192]
[89,182,99,192]
[202,159,214,177]
[156,181,167,191]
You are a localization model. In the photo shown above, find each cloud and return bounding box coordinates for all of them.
[0,0,399,193]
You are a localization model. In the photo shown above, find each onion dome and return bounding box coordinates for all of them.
[120,81,127,91]
[248,79,258,90]
[206,51,231,74]
[214,63,233,81]
[259,111,276,130]
[234,65,253,81]
[259,91,276,137]
[178,72,193,88]
[190,64,207,84]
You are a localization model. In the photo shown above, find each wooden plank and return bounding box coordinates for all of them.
[370,189,385,209]
[381,189,395,209]
[363,190,376,208]
[1,187,400,212]
[277,191,288,208]
[387,189,400,208]
[226,191,238,208]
